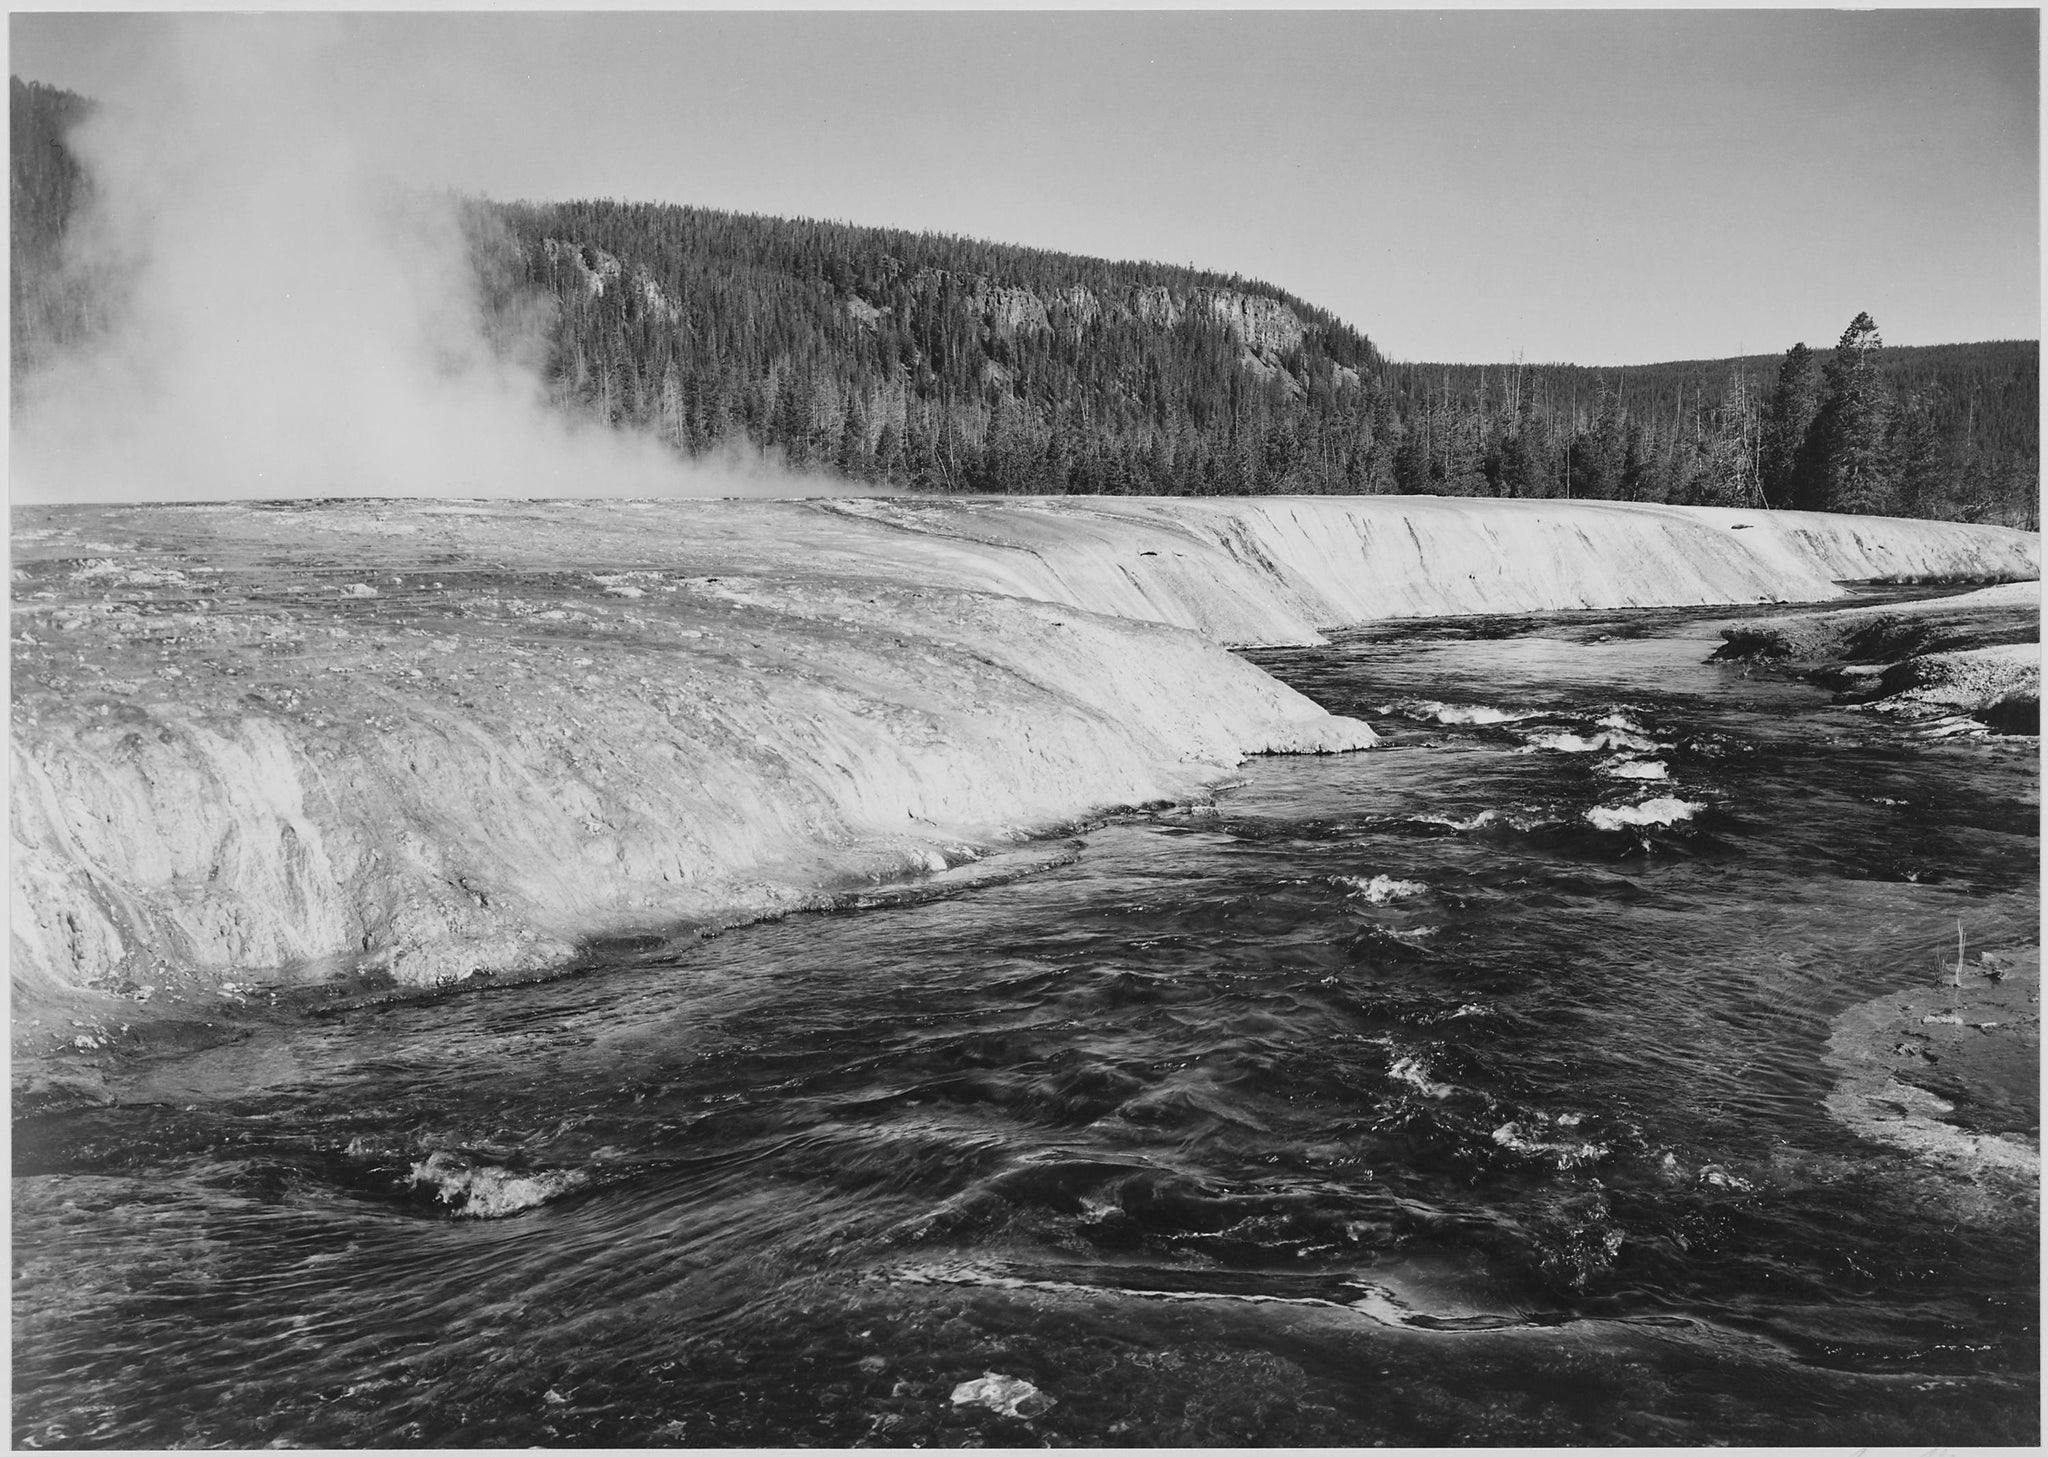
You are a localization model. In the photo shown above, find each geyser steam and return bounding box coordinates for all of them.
[11,16,823,504]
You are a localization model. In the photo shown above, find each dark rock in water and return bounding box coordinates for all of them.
[1814,662,1887,697]
[1977,692,2039,736]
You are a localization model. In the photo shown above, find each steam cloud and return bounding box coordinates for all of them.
[12,16,840,504]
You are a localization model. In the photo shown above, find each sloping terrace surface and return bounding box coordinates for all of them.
[10,496,2036,1056]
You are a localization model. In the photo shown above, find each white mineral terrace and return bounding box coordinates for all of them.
[10,495,2038,1037]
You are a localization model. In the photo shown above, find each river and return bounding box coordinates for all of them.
[12,594,2038,1447]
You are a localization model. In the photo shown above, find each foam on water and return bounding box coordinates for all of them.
[1383,924,1441,942]
[1584,797,1703,831]
[1408,805,1567,837]
[1601,759,1671,780]
[1410,809,1502,832]
[1517,727,1662,754]
[1335,874,1429,904]
[1387,1056,1457,1100]
[1380,698,1532,726]
[409,1151,590,1219]
[1490,1118,1611,1169]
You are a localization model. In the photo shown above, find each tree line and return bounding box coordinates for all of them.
[487,196,2037,526]
[11,76,2038,525]
[1382,329,2037,526]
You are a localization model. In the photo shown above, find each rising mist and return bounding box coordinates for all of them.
[10,15,839,504]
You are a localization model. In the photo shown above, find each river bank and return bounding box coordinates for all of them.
[1714,580,2040,732]
[10,538,1371,1071]
[11,497,2037,1076]
[1824,947,2039,1193]
[14,584,2038,1448]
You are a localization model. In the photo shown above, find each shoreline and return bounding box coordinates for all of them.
[1822,947,2040,1203]
[1713,581,2041,732]
[11,830,1104,1115]
[11,496,2038,1083]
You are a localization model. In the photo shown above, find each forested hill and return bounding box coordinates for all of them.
[11,76,2039,524]
[483,196,1387,499]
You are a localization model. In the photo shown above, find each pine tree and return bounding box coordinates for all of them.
[1619,419,1654,503]
[1494,373,1549,498]
[1810,313,1895,515]
[1577,385,1627,501]
[1757,345,1820,508]
[1885,387,1949,518]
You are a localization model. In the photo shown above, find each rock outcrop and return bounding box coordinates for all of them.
[540,238,681,323]
[1205,290,1307,355]
[862,272,1315,392]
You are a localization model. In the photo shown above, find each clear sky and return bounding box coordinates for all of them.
[10,7,2039,366]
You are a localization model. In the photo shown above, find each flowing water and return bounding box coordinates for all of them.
[13,596,2039,1447]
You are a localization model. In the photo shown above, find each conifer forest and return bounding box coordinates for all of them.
[12,78,2038,525]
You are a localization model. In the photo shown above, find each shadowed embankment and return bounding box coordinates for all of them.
[1714,581,2041,732]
